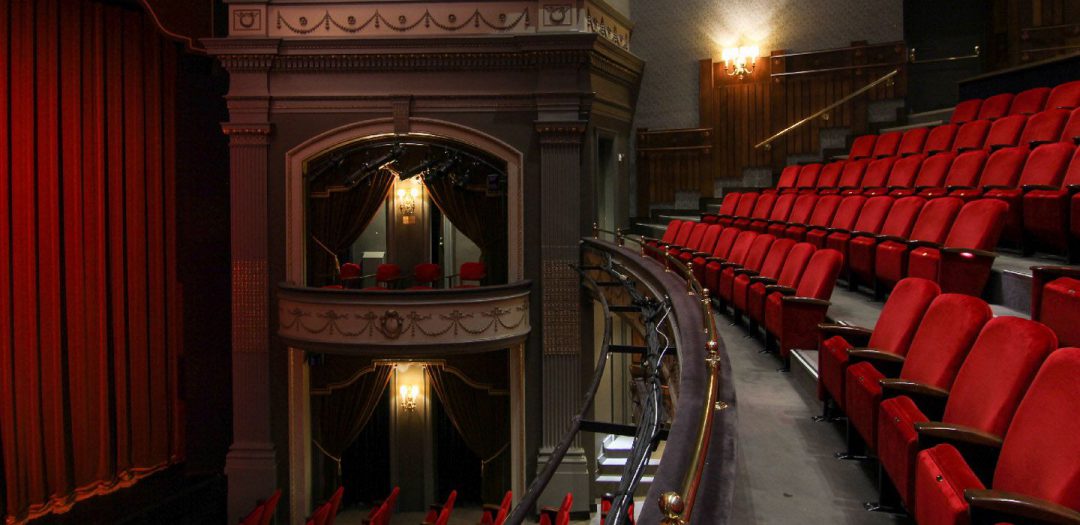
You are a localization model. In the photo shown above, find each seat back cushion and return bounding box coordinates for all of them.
[769,193,798,222]
[1018,109,1069,146]
[851,196,895,234]
[943,199,1009,249]
[1008,86,1050,115]
[777,243,816,287]
[899,294,993,388]
[913,152,956,188]
[975,146,1028,188]
[909,197,964,243]
[924,124,957,153]
[951,99,982,124]
[742,234,777,271]
[887,154,926,188]
[807,195,843,227]
[1046,80,1080,110]
[953,120,991,151]
[787,194,819,223]
[899,128,929,156]
[878,196,926,237]
[817,161,845,188]
[977,93,1014,120]
[867,277,941,355]
[985,114,1027,148]
[758,238,796,278]
[794,249,843,299]
[943,150,988,187]
[828,196,867,230]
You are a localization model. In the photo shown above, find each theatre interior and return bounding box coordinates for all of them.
[2,0,1080,524]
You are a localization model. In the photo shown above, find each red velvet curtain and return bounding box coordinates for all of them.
[0,2,185,523]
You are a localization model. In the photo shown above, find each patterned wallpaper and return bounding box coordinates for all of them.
[629,0,903,130]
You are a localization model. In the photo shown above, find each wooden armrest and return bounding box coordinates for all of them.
[1021,184,1058,192]
[1067,184,1080,193]
[916,422,1003,485]
[781,296,830,307]
[879,234,907,243]
[691,251,710,257]
[906,239,942,249]
[482,504,502,512]
[942,246,997,259]
[879,379,949,419]
[824,227,847,234]
[1031,265,1080,281]
[982,184,1012,191]
[847,348,905,377]
[817,324,873,346]
[719,261,742,268]
[966,489,1080,525]
[764,285,796,295]
[733,268,759,276]
[749,276,777,285]
[946,185,976,192]
[850,230,876,238]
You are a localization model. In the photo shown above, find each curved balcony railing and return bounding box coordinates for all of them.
[276,281,531,354]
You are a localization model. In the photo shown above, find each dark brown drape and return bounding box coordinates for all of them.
[307,169,396,285]
[311,364,393,493]
[0,2,184,523]
[426,365,510,502]
[423,177,508,284]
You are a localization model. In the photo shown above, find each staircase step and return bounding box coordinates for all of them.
[880,120,944,133]
[907,107,954,125]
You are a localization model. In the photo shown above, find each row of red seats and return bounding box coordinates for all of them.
[814,277,1080,524]
[326,261,488,290]
[363,487,400,525]
[948,83,1079,124]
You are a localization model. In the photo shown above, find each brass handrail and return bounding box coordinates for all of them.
[909,45,980,65]
[753,68,900,151]
[591,224,723,525]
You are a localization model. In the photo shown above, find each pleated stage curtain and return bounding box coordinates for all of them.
[307,170,397,286]
[423,178,508,284]
[0,1,185,522]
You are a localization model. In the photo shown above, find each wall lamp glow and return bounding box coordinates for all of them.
[396,186,421,225]
[721,45,759,79]
[399,384,419,411]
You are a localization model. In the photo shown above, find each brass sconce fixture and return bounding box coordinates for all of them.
[721,45,759,79]
[399,384,419,411]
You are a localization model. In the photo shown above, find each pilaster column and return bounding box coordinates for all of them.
[535,121,591,513]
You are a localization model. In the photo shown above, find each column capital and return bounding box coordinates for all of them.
[222,123,273,145]
[534,121,587,144]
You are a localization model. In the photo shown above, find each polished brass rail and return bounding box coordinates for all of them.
[592,224,723,524]
[753,68,900,151]
[909,45,980,65]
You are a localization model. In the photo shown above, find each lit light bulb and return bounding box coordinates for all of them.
[396,189,406,198]
[410,188,420,198]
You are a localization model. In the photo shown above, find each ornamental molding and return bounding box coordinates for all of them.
[535,122,588,144]
[269,49,591,72]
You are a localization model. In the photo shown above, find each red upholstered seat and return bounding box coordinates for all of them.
[893,152,954,197]
[880,153,926,195]
[1008,86,1050,116]
[847,157,896,196]
[665,221,696,255]
[453,261,487,288]
[646,219,682,252]
[1063,107,1080,144]
[678,223,723,265]
[752,193,796,233]
[539,493,572,525]
[849,134,877,160]
[872,131,903,158]
[952,120,991,152]
[920,150,987,197]
[907,199,1008,295]
[705,230,757,292]
[1032,266,1080,347]
[733,192,777,231]
[879,316,1055,512]
[481,490,511,525]
[984,142,1074,247]
[1046,79,1080,110]
[719,193,758,227]
[977,93,1014,121]
[898,128,929,157]
[409,263,442,290]
[784,195,841,241]
[817,278,940,413]
[983,114,1027,151]
[847,293,989,462]
[1018,108,1069,147]
[363,263,403,291]
[795,163,822,192]
[732,238,795,319]
[913,347,1080,525]
[1022,146,1080,256]
[948,146,1027,200]
[764,249,843,365]
[705,193,740,223]
[365,487,399,525]
[424,491,457,525]
[822,159,868,195]
[771,164,801,193]
[950,99,982,124]
[769,193,817,238]
[670,222,709,260]
[806,195,865,248]
[747,242,815,329]
[874,197,963,291]
[257,489,283,525]
[848,196,926,291]
[241,506,264,525]
[815,161,845,192]
[692,227,739,283]
[717,234,775,306]
[825,196,893,274]
[924,124,958,154]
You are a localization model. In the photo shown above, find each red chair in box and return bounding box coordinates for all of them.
[691,227,739,283]
[1031,266,1080,347]
[984,114,1028,151]
[746,243,815,334]
[875,317,1056,513]
[677,224,722,264]
[919,150,987,197]
[750,192,796,233]
[784,195,842,241]
[912,347,1080,525]
[731,238,795,322]
[950,99,982,124]
[872,154,925,196]
[892,152,955,197]
[842,293,991,463]
[409,263,442,290]
[644,219,683,253]
[816,278,940,421]
[821,159,869,195]
[952,120,991,152]
[977,93,1013,121]
[923,124,957,154]
[795,163,822,192]
[716,234,775,308]
[898,128,929,157]
[984,142,1075,249]
[363,263,404,291]
[874,197,963,292]
[907,199,1008,296]
[704,230,758,293]
[452,261,487,288]
[704,193,739,224]
[849,134,878,160]
[480,490,511,525]
[847,157,896,196]
[1018,108,1069,147]
[825,196,894,278]
[947,146,1027,200]
[1008,86,1050,116]
[539,493,572,525]
[424,490,457,525]
[814,161,845,192]
[806,195,866,248]
[668,222,709,259]
[768,193,817,238]
[719,193,758,227]
[1046,79,1080,110]
[848,196,926,293]
[732,192,776,231]
[1021,146,1080,258]
[657,221,695,259]
[763,248,844,369]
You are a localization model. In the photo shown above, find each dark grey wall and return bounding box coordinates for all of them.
[629,0,904,129]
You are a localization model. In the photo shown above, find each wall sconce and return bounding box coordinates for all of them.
[721,45,759,79]
[396,186,421,225]
[399,384,419,411]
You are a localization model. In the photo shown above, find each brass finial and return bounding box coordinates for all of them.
[686,260,695,295]
[592,222,599,239]
[658,492,685,524]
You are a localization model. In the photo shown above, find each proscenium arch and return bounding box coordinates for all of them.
[282,117,526,524]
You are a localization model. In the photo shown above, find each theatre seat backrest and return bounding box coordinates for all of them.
[796,163,822,189]
[898,128,929,156]
[750,193,778,219]
[660,220,683,243]
[758,238,796,278]
[942,317,1058,437]
[710,228,740,258]
[866,278,941,356]
[837,159,869,189]
[683,222,709,250]
[943,199,1008,249]
[1063,108,1080,144]
[787,194,819,224]
[909,197,964,243]
[794,249,843,299]
[872,132,903,158]
[978,93,1014,120]
[923,124,957,154]
[976,147,1028,188]
[951,99,982,124]
[1014,142,1075,188]
[768,193,798,222]
[672,221,696,246]
[736,193,760,218]
[992,348,1080,512]
[817,161,845,189]
[912,152,956,188]
[953,120,991,151]
[887,154,926,189]
[878,197,926,238]
[1009,87,1050,116]
[742,234,777,271]
[1018,109,1069,147]
[807,195,843,227]
[943,150,989,188]
[861,157,896,188]
[1065,147,1080,186]
[828,196,867,230]
[851,196,894,234]
[898,293,992,388]
[725,231,760,265]
[985,114,1028,149]
[849,135,877,159]
[777,165,800,189]
[776,243,816,287]
[718,193,740,215]
[698,224,723,253]
[1046,80,1080,110]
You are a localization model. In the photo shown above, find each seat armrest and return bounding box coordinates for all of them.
[781,296,830,307]
[987,143,1009,152]
[879,234,908,243]
[817,324,873,347]
[946,185,976,192]
[915,422,1003,485]
[825,227,847,234]
[704,257,724,263]
[749,276,777,285]
[719,261,742,269]
[691,251,710,258]
[482,504,502,512]
[966,489,1080,525]
[982,184,1013,191]
[1028,139,1052,148]
[879,379,948,419]
[850,230,876,238]
[1067,184,1080,194]
[1021,184,1059,192]
[764,285,796,295]
[847,348,905,377]
[1031,265,1080,280]
[906,239,942,249]
[941,246,997,259]
[733,268,759,276]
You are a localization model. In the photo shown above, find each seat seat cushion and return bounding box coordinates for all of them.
[845,361,886,449]
[907,247,941,282]
[875,240,910,287]
[914,445,987,525]
[848,236,878,285]
[818,335,852,405]
[878,395,931,508]
[1022,189,1069,252]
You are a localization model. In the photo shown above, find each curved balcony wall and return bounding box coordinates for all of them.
[277,281,531,354]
